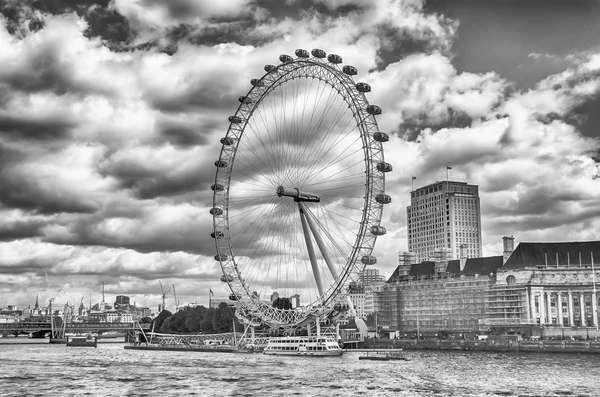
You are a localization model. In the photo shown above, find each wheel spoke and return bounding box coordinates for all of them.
[211,53,387,329]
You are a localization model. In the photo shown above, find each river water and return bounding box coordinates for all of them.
[1,342,599,396]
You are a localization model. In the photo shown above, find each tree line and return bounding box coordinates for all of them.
[150,302,242,334]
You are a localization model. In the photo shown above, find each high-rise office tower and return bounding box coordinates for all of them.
[407,181,482,262]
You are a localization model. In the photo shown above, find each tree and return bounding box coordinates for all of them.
[272,297,292,310]
[160,316,173,333]
[151,310,172,332]
[184,306,204,333]
[200,307,215,332]
[140,317,152,324]
[213,302,234,332]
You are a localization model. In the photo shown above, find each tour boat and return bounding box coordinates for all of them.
[263,335,343,356]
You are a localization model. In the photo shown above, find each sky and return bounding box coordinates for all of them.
[1,0,599,310]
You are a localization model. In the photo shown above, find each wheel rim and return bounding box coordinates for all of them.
[212,51,387,328]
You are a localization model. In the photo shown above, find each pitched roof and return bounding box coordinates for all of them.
[386,256,504,283]
[462,256,503,276]
[503,241,600,269]
[409,261,436,277]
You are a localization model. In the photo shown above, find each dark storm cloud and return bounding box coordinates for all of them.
[97,153,213,199]
[0,40,106,97]
[41,215,215,255]
[0,144,99,214]
[398,109,473,141]
[0,0,136,49]
[0,110,75,141]
[0,175,99,214]
[0,257,52,274]
[256,0,361,19]
[147,80,238,113]
[46,258,218,281]
[155,118,211,148]
[0,217,47,241]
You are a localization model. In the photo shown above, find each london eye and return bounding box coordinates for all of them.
[210,48,391,331]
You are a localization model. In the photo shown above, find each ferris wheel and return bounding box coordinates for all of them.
[210,49,392,329]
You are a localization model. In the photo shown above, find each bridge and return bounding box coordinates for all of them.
[0,321,150,337]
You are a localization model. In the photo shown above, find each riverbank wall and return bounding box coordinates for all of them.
[361,338,600,354]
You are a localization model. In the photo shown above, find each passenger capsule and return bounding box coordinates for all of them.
[295,49,310,58]
[355,82,371,92]
[220,137,235,146]
[311,49,326,58]
[214,160,228,168]
[373,132,389,142]
[366,105,382,115]
[361,255,377,265]
[210,207,223,216]
[349,281,363,291]
[334,302,349,311]
[327,54,342,64]
[264,64,276,73]
[279,54,293,63]
[370,226,387,236]
[228,116,242,124]
[220,274,235,283]
[211,231,225,239]
[214,254,228,261]
[250,78,264,87]
[238,96,253,104]
[375,194,392,204]
[229,293,241,301]
[211,184,224,192]
[342,65,357,75]
[376,162,393,173]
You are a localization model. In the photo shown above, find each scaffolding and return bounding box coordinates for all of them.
[379,274,492,335]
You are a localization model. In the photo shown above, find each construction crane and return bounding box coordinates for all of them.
[48,289,62,338]
[172,284,179,312]
[159,281,172,312]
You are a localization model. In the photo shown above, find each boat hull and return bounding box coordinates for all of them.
[264,349,342,356]
[263,336,343,357]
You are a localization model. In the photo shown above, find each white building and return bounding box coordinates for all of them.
[407,180,482,262]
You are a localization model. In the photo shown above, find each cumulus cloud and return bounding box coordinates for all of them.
[1,0,599,309]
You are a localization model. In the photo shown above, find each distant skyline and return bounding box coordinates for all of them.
[1,0,599,309]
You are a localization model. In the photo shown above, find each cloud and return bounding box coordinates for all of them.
[365,52,507,139]
[1,0,600,309]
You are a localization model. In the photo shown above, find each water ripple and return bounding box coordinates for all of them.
[0,345,599,396]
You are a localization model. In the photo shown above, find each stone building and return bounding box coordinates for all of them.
[378,248,503,337]
[482,240,600,338]
[379,238,600,339]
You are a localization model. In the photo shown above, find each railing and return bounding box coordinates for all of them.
[0,322,150,332]
[478,318,537,325]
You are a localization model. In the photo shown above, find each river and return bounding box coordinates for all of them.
[0,342,599,396]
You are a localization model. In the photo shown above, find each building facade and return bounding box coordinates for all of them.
[482,241,600,337]
[407,181,482,262]
[379,255,503,336]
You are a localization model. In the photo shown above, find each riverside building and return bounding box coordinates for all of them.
[482,239,600,339]
[379,245,503,337]
[377,237,600,340]
[407,181,482,262]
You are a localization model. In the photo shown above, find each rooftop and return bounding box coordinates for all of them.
[503,241,600,269]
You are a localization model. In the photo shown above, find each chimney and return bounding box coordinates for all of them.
[459,244,468,271]
[434,248,450,273]
[398,251,417,276]
[502,236,515,264]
